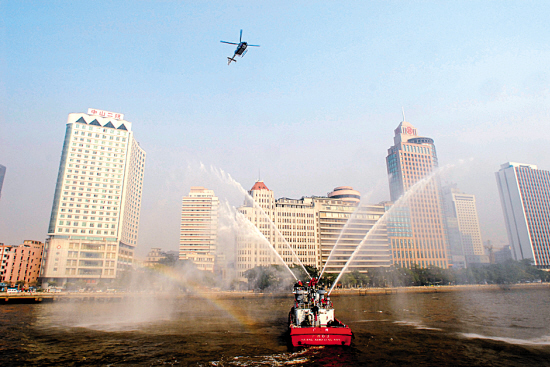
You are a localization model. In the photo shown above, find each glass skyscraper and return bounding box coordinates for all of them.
[496,162,550,269]
[41,109,146,284]
[385,118,449,269]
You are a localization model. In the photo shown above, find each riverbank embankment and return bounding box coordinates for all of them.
[330,282,550,296]
[2,282,549,304]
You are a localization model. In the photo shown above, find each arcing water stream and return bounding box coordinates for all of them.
[318,188,377,280]
[202,162,452,292]
[218,199,297,280]
[328,164,453,294]
[205,164,311,279]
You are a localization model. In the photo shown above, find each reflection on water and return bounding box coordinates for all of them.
[2,287,550,366]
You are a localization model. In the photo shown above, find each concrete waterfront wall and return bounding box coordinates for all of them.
[2,283,549,304]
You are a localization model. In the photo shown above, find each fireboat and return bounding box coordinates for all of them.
[289,278,352,347]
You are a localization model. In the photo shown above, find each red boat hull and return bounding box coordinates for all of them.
[290,325,352,347]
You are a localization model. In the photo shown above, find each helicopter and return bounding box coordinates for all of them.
[220,30,260,65]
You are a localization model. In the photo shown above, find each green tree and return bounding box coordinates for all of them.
[245,266,275,290]
[320,272,337,288]
[159,253,178,267]
[244,265,294,291]
[290,264,318,281]
[369,267,389,287]
[389,266,416,286]
[340,273,357,288]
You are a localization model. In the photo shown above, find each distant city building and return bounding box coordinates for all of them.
[0,164,5,199]
[41,109,146,285]
[180,252,215,272]
[144,247,167,267]
[385,117,449,269]
[494,245,513,264]
[315,197,391,274]
[327,186,361,204]
[235,182,390,279]
[0,241,44,287]
[442,183,488,268]
[236,181,316,278]
[496,162,550,269]
[179,187,219,272]
[144,248,181,267]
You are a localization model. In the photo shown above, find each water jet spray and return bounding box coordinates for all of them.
[328,164,454,295]
[205,164,312,280]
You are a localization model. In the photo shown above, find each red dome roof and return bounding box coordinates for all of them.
[250,181,269,191]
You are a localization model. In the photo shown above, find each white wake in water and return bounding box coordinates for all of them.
[461,333,550,346]
[394,320,443,331]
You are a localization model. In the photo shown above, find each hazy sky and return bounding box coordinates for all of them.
[2,1,550,256]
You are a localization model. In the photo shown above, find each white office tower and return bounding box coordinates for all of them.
[179,187,219,272]
[42,109,146,284]
[496,162,550,269]
[236,181,284,279]
[442,184,487,268]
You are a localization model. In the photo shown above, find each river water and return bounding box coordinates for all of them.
[2,286,550,366]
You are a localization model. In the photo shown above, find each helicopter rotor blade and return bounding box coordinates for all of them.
[240,29,242,43]
[248,44,260,47]
[220,41,238,45]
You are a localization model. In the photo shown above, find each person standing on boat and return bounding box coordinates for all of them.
[311,305,319,326]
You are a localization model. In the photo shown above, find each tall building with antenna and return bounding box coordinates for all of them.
[41,109,146,285]
[496,162,550,269]
[385,115,449,269]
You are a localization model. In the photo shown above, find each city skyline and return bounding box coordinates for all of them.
[3,2,550,256]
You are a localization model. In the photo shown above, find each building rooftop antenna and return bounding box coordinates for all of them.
[402,107,406,122]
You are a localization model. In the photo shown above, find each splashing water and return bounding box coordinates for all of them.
[328,164,453,294]
[318,186,379,280]
[218,198,297,280]
[204,164,311,279]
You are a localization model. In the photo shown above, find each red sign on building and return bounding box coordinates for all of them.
[88,108,124,120]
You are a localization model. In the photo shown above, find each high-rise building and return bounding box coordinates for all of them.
[442,183,487,268]
[327,186,361,204]
[494,245,513,264]
[385,117,449,268]
[496,162,550,269]
[41,108,146,284]
[0,164,5,199]
[179,187,219,272]
[235,181,390,279]
[236,181,316,278]
[315,196,391,274]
